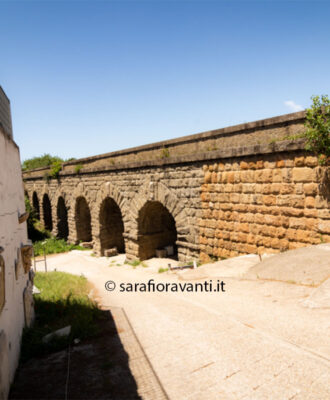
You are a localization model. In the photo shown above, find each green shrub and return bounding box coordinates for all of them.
[304,95,330,164]
[49,160,62,178]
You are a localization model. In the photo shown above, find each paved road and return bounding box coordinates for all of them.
[41,251,330,400]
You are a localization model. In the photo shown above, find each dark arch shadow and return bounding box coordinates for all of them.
[75,197,92,243]
[138,201,177,260]
[32,192,40,220]
[99,197,125,256]
[42,194,53,232]
[57,197,69,240]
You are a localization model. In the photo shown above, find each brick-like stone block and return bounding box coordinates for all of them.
[292,168,316,182]
[104,248,118,257]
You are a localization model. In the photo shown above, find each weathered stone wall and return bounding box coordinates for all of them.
[24,165,203,261]
[200,153,329,262]
[23,111,330,263]
[0,125,32,399]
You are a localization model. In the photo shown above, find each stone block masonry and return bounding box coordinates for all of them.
[199,153,329,263]
[23,111,329,263]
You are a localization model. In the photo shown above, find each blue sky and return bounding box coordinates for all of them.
[1,0,329,162]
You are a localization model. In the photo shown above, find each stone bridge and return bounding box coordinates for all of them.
[23,111,330,262]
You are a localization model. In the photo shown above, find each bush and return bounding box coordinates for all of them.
[49,160,62,178]
[304,95,330,164]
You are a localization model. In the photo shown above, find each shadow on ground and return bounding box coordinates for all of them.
[10,309,141,400]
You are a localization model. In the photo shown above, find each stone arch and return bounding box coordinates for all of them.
[129,181,191,260]
[131,181,189,238]
[75,196,92,243]
[32,192,40,220]
[92,182,128,255]
[57,196,69,240]
[42,193,53,231]
[138,201,177,260]
[99,197,125,255]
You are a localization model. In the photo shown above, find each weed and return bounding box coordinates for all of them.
[109,159,116,165]
[116,263,121,266]
[141,262,148,268]
[127,259,141,267]
[283,133,306,141]
[187,260,201,267]
[49,160,62,179]
[207,145,218,151]
[268,138,278,145]
[160,147,170,159]
[158,267,169,273]
[74,164,84,174]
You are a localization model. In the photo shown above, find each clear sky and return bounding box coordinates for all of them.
[1,0,329,162]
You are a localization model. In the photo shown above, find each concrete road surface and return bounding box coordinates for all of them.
[37,248,330,400]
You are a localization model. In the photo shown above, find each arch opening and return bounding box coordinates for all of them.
[42,194,53,232]
[57,197,69,240]
[75,197,92,243]
[99,197,125,255]
[138,201,177,260]
[32,192,40,220]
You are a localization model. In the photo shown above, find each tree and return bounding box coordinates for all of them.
[22,154,76,171]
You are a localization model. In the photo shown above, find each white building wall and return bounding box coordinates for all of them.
[0,127,31,399]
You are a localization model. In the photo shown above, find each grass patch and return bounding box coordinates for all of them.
[158,267,169,273]
[125,259,141,267]
[33,237,86,257]
[21,271,103,362]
